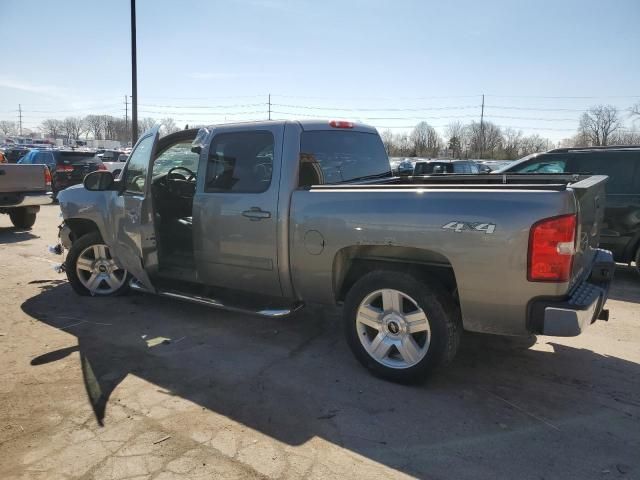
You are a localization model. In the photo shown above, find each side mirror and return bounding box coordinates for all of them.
[84,170,115,191]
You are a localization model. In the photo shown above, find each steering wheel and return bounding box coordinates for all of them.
[166,166,197,198]
[167,166,196,181]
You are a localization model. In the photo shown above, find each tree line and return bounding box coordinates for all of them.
[383,103,640,160]
[0,115,182,144]
[0,102,638,157]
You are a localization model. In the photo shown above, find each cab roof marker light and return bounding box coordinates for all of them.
[329,120,354,129]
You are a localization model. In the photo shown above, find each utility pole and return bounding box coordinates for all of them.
[124,95,129,131]
[130,0,138,144]
[18,104,23,136]
[479,94,485,159]
[268,93,271,120]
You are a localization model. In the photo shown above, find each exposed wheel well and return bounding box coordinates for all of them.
[334,246,458,304]
[65,218,101,243]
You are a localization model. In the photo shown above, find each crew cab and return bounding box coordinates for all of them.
[0,163,52,228]
[54,121,615,382]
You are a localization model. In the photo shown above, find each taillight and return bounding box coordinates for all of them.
[528,214,577,282]
[56,165,74,173]
[44,167,52,188]
[97,163,108,171]
[329,120,354,129]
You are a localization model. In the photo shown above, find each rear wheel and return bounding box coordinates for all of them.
[9,208,37,229]
[344,271,461,383]
[65,232,130,296]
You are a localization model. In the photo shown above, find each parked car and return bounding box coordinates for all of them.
[414,160,481,175]
[54,120,614,383]
[2,145,31,163]
[0,162,53,228]
[95,149,126,177]
[19,148,106,196]
[496,145,640,275]
[396,159,414,175]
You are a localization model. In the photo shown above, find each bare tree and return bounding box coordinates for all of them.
[62,117,86,142]
[380,129,394,155]
[40,119,63,139]
[502,127,523,159]
[160,117,179,135]
[445,121,465,158]
[410,122,441,157]
[84,115,104,140]
[468,121,502,158]
[608,129,640,145]
[0,120,17,136]
[138,117,157,134]
[578,104,620,146]
[631,103,640,118]
[520,134,548,156]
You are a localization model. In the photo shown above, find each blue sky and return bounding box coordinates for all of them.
[1,0,639,140]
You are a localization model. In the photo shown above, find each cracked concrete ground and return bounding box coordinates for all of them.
[1,205,639,479]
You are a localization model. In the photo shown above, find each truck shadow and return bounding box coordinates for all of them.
[0,225,39,244]
[608,265,640,303]
[22,283,640,478]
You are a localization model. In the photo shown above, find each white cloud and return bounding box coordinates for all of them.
[0,75,68,99]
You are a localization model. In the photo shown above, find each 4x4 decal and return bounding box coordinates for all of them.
[442,221,496,234]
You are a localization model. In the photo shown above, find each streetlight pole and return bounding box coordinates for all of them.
[130,0,138,145]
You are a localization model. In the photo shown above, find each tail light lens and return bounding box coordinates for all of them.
[56,165,74,173]
[97,163,108,171]
[44,167,52,188]
[528,214,577,282]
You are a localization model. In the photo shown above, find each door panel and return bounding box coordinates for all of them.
[193,125,283,297]
[110,127,160,290]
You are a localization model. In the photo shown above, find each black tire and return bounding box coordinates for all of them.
[65,231,130,297]
[634,245,640,278]
[9,208,37,229]
[344,270,461,383]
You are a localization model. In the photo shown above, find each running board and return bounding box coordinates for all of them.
[129,280,303,318]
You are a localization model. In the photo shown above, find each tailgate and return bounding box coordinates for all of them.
[0,164,47,193]
[569,175,608,285]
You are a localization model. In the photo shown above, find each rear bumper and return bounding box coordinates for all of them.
[0,191,53,209]
[528,249,615,337]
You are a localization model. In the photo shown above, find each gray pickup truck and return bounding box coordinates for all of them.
[0,163,53,228]
[54,121,615,382]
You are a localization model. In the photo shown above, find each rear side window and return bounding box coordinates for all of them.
[204,131,274,193]
[566,153,637,194]
[35,151,54,167]
[514,155,566,173]
[453,163,472,174]
[18,151,36,164]
[415,162,453,174]
[299,131,390,186]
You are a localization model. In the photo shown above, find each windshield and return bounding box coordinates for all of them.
[299,130,390,186]
[153,141,200,176]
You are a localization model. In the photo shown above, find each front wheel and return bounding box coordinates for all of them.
[9,208,37,229]
[65,232,130,296]
[344,271,461,383]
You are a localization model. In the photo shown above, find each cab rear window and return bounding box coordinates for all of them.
[299,131,390,186]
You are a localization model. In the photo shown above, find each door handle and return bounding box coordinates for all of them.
[242,207,271,220]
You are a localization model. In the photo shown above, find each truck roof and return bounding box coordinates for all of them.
[207,119,378,135]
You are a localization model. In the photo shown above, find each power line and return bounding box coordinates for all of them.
[272,103,480,112]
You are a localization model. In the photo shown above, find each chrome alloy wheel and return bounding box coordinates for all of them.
[356,289,431,369]
[75,244,127,295]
